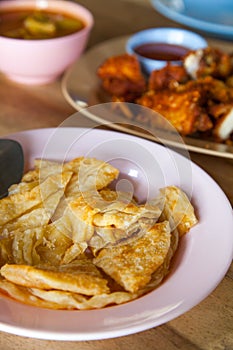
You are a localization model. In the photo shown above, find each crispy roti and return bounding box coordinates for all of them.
[30,288,136,310]
[0,171,72,227]
[68,189,161,251]
[0,276,137,310]
[0,156,198,310]
[159,186,198,236]
[1,260,109,296]
[0,277,62,309]
[22,157,119,194]
[94,221,171,293]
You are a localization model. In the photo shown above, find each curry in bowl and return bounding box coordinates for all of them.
[0,8,85,40]
[0,0,93,84]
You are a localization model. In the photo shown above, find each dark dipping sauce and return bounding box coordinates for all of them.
[134,43,189,61]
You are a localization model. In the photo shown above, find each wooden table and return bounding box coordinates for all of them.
[0,1,232,349]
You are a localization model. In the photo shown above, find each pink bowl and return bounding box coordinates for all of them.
[0,0,94,85]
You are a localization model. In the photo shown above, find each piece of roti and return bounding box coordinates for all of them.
[159,186,198,236]
[0,171,72,226]
[1,258,109,296]
[30,288,137,310]
[0,277,63,309]
[94,221,171,293]
[22,157,119,195]
[0,276,137,310]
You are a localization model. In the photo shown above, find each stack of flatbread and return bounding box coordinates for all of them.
[0,157,198,309]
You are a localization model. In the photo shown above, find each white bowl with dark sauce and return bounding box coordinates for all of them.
[126,27,207,74]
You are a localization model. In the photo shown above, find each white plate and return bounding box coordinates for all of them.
[1,127,233,341]
[150,0,233,40]
[61,36,233,159]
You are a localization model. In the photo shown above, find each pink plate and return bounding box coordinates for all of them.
[1,127,232,341]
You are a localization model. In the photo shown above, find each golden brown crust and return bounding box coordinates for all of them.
[149,63,189,90]
[158,186,198,237]
[137,88,213,135]
[97,54,146,101]
[94,221,171,293]
[0,262,109,296]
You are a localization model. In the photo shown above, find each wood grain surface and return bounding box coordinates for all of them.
[0,1,232,349]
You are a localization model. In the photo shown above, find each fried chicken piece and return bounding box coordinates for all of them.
[176,76,233,139]
[138,75,233,139]
[177,76,233,104]
[97,54,146,101]
[184,47,233,80]
[137,88,213,135]
[149,63,189,90]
